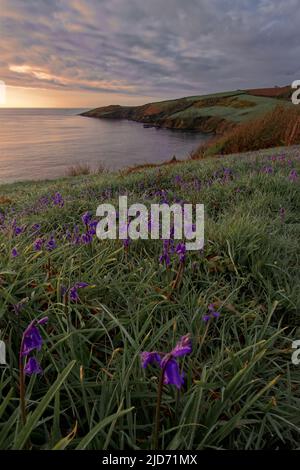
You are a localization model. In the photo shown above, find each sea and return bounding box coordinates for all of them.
[0,108,210,183]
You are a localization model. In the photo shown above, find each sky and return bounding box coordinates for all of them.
[0,0,299,108]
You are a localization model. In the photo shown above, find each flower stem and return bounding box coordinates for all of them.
[152,369,164,449]
[176,262,184,288]
[170,262,184,294]
[152,360,169,450]
[199,321,210,350]
[19,351,26,426]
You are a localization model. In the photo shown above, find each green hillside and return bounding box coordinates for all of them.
[81,86,294,133]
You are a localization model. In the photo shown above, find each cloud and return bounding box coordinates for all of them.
[0,0,299,102]
[8,63,135,93]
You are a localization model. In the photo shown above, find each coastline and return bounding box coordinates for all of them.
[80,86,293,135]
[1,144,299,188]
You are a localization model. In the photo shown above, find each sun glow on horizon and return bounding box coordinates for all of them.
[0,85,158,109]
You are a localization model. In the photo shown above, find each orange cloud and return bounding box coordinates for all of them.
[9,64,135,92]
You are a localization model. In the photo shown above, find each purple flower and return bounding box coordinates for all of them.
[11,247,19,258]
[24,356,43,375]
[69,287,80,302]
[176,242,186,263]
[65,229,71,241]
[88,220,98,236]
[174,175,183,185]
[159,239,173,266]
[203,303,221,322]
[263,166,273,174]
[159,252,171,266]
[141,352,161,368]
[31,224,41,233]
[68,282,89,302]
[12,221,24,237]
[223,167,233,179]
[75,282,89,289]
[170,334,192,357]
[155,189,168,204]
[162,358,184,388]
[141,334,192,389]
[46,236,56,251]
[33,238,44,251]
[61,285,68,297]
[21,317,48,357]
[82,211,92,226]
[52,192,64,207]
[81,233,93,245]
[202,314,211,322]
[122,238,131,248]
[289,169,298,182]
[21,324,42,357]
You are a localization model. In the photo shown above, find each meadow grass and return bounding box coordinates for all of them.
[0,147,299,450]
[167,93,293,124]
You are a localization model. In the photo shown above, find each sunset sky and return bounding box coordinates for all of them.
[0,0,299,108]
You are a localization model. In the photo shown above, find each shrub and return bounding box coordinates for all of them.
[66,163,91,176]
[192,105,300,158]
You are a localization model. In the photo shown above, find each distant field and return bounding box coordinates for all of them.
[168,93,294,124]
[82,85,294,133]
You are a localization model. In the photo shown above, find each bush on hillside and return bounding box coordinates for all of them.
[192,105,300,158]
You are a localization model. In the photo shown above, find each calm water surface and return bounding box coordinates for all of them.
[0,108,210,183]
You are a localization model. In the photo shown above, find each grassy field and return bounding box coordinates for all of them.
[82,86,294,132]
[0,146,300,450]
[168,93,292,124]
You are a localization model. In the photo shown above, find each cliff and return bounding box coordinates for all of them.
[80,86,292,134]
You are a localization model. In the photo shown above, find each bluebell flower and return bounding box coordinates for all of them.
[24,356,43,375]
[46,236,56,251]
[141,352,161,368]
[14,225,24,236]
[263,166,273,174]
[141,334,192,389]
[21,317,48,358]
[81,233,93,245]
[68,282,89,302]
[289,169,298,182]
[203,303,221,322]
[176,242,186,263]
[11,247,19,258]
[52,192,64,207]
[33,238,44,251]
[82,211,92,226]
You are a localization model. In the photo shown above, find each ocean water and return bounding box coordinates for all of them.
[0,108,210,183]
